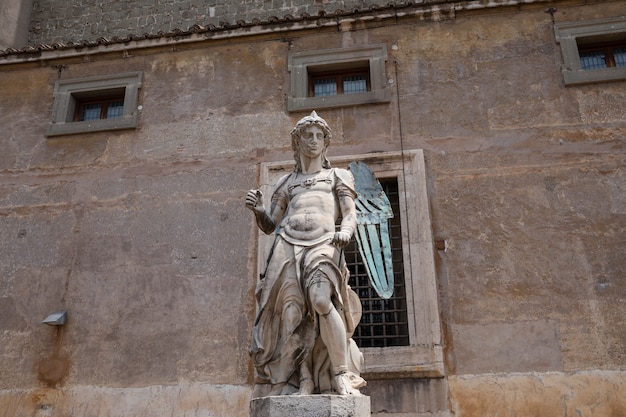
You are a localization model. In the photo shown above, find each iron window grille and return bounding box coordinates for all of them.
[308,65,371,97]
[578,40,626,70]
[73,90,126,122]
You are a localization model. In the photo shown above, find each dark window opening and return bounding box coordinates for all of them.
[578,39,626,70]
[345,178,410,348]
[72,87,126,122]
[308,61,371,97]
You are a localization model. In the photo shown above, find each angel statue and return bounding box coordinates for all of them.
[245,111,393,397]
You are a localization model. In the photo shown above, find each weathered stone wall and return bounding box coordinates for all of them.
[0,0,34,49]
[1,1,625,416]
[27,0,454,45]
[449,371,626,416]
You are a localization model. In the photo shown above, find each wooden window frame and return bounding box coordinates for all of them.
[578,40,626,69]
[47,72,142,137]
[308,65,371,97]
[555,17,626,85]
[73,93,126,122]
[288,45,390,112]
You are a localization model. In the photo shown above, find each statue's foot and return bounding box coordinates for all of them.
[334,371,366,396]
[267,383,286,396]
[295,377,314,395]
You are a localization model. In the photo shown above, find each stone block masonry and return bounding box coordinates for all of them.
[28,0,380,45]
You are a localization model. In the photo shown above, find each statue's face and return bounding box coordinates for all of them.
[298,125,326,159]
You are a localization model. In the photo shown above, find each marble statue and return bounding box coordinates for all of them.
[245,111,366,396]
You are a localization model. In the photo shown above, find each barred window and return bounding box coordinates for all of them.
[287,45,390,112]
[555,17,626,85]
[47,72,142,137]
[309,65,370,97]
[579,41,626,70]
[346,178,410,348]
[74,91,125,122]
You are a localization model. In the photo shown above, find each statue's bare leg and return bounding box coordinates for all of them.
[309,279,346,366]
[309,274,365,395]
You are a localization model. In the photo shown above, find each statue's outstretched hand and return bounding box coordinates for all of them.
[332,231,352,248]
[245,189,264,212]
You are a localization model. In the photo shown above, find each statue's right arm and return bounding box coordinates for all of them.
[245,189,285,235]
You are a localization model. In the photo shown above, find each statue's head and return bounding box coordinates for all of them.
[291,111,332,172]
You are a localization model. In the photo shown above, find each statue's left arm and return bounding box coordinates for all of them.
[332,168,358,248]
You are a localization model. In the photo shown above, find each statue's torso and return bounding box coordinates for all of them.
[278,169,338,244]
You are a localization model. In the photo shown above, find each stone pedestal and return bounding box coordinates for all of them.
[250,395,371,417]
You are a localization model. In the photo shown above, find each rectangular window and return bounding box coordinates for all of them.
[73,89,126,122]
[555,17,626,85]
[308,62,371,97]
[578,41,626,70]
[346,178,410,348]
[288,45,390,112]
[47,72,142,137]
